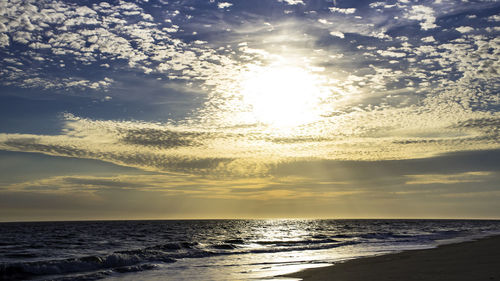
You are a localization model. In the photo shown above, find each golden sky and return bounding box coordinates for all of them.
[0,0,499,220]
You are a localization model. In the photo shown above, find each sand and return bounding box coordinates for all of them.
[283,235,500,281]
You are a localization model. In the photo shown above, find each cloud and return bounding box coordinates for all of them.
[376,50,406,57]
[12,31,33,44]
[456,26,474,33]
[0,33,9,47]
[119,128,206,149]
[2,149,500,219]
[0,0,498,177]
[0,0,242,92]
[0,100,499,177]
[329,7,356,14]
[278,0,305,5]
[1,0,493,100]
[487,15,500,22]
[329,31,344,38]
[318,19,332,25]
[421,36,435,43]
[405,171,492,185]
[453,118,500,131]
[405,5,437,30]
[217,2,233,9]
[4,173,349,201]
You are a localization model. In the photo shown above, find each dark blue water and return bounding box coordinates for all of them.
[1,219,500,280]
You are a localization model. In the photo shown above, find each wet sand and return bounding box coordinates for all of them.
[283,235,500,281]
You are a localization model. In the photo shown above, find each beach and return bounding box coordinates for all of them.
[283,235,500,281]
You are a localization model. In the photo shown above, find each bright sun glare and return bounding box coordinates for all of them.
[239,64,327,127]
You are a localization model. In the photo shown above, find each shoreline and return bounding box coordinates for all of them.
[282,235,500,281]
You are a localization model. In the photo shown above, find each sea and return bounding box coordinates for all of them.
[1,219,500,281]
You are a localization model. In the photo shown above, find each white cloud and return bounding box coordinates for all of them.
[318,19,332,25]
[329,7,356,14]
[369,2,385,8]
[377,50,406,57]
[405,172,492,185]
[217,2,233,9]
[29,42,51,49]
[0,33,9,47]
[487,15,500,22]
[0,0,250,93]
[163,25,179,33]
[75,6,97,16]
[279,0,305,5]
[329,31,344,38]
[456,26,474,33]
[406,5,437,30]
[421,36,435,43]
[486,26,500,32]
[12,31,33,44]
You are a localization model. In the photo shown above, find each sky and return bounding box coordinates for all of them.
[0,0,499,221]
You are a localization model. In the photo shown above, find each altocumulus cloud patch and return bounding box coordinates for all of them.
[0,0,498,176]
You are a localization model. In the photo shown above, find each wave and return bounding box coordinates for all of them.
[245,240,360,254]
[0,252,173,280]
[224,238,245,244]
[359,232,413,239]
[0,239,360,280]
[212,244,238,250]
[145,241,198,251]
[254,238,339,246]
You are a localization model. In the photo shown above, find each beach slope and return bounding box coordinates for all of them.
[284,235,500,281]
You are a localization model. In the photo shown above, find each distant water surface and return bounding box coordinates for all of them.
[1,219,500,280]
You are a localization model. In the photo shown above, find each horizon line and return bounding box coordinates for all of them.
[2,217,500,223]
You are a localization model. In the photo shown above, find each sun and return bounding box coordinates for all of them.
[238,63,327,128]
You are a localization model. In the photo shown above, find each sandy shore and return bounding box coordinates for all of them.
[283,235,500,281]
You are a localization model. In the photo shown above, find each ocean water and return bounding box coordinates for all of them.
[1,219,500,281]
